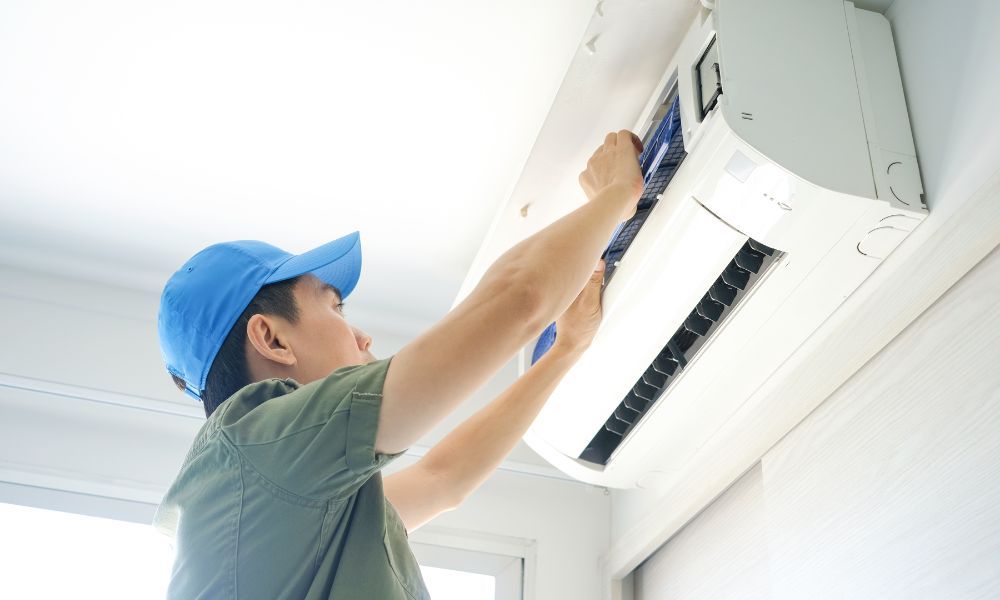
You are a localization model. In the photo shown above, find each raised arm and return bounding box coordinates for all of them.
[384,262,605,532]
[375,130,643,455]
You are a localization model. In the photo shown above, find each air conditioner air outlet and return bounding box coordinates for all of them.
[579,238,781,466]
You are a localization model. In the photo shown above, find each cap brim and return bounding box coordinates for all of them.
[265,231,363,298]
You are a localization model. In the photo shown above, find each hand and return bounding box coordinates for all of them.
[553,260,606,354]
[578,130,644,219]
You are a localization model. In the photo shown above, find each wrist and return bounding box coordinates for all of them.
[592,181,642,220]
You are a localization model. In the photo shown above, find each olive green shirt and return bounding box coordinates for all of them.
[153,358,431,599]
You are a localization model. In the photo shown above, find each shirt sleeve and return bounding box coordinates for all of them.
[221,357,404,500]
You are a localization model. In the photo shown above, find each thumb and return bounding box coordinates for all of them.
[590,259,606,284]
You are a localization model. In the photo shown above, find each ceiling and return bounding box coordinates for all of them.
[0,0,902,476]
[0,0,596,333]
[0,0,897,331]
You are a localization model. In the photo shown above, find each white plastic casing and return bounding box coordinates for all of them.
[522,0,926,488]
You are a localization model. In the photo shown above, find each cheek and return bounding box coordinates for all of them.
[298,312,350,352]
[325,317,360,353]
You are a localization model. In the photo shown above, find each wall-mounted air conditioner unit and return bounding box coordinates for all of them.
[521,0,925,488]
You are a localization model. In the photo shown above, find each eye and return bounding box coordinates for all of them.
[335,302,346,315]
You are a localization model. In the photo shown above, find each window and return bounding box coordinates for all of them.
[0,502,173,599]
[411,533,528,600]
[0,500,528,600]
[420,565,496,600]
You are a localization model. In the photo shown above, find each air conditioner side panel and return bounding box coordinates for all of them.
[716,0,875,200]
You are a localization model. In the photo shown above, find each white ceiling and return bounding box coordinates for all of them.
[0,0,596,332]
[0,0,909,480]
[0,0,896,330]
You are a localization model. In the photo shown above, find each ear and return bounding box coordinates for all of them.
[245,313,297,367]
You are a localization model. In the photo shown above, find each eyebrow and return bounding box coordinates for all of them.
[321,283,343,303]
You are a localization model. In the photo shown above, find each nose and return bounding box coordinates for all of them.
[353,326,372,352]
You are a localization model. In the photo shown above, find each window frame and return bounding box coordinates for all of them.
[410,526,536,600]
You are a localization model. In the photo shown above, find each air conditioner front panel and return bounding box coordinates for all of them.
[599,204,916,488]
[530,195,749,458]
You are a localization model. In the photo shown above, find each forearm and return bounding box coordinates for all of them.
[418,344,584,503]
[377,135,637,456]
[375,193,622,455]
[476,183,634,326]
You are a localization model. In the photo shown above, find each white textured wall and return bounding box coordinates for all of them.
[758,250,1000,597]
[404,468,611,600]
[634,465,769,600]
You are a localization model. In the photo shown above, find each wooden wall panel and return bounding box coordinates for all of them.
[634,464,769,600]
[760,245,1000,599]
[633,245,1000,599]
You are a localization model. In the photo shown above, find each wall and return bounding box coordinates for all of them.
[0,263,413,506]
[632,242,1000,599]
[0,265,204,514]
[610,0,1000,581]
[0,263,609,599]
[402,467,611,600]
[633,465,768,600]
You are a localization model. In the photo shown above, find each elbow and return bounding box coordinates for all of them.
[472,262,551,344]
[485,269,548,334]
[446,486,473,512]
[421,462,469,511]
[508,279,547,332]
[440,492,465,514]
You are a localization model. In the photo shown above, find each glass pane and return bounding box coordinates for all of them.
[0,502,173,599]
[420,565,496,600]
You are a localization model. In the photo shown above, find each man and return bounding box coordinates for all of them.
[154,130,644,598]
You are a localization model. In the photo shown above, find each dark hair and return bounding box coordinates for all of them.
[171,276,302,417]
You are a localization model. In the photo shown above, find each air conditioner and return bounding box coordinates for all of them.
[519,0,926,488]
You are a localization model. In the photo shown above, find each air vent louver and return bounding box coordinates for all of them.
[579,238,781,465]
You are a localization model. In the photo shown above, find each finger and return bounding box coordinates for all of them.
[615,129,632,147]
[604,131,617,147]
[630,132,644,154]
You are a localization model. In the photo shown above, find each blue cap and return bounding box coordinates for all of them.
[157,231,362,401]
